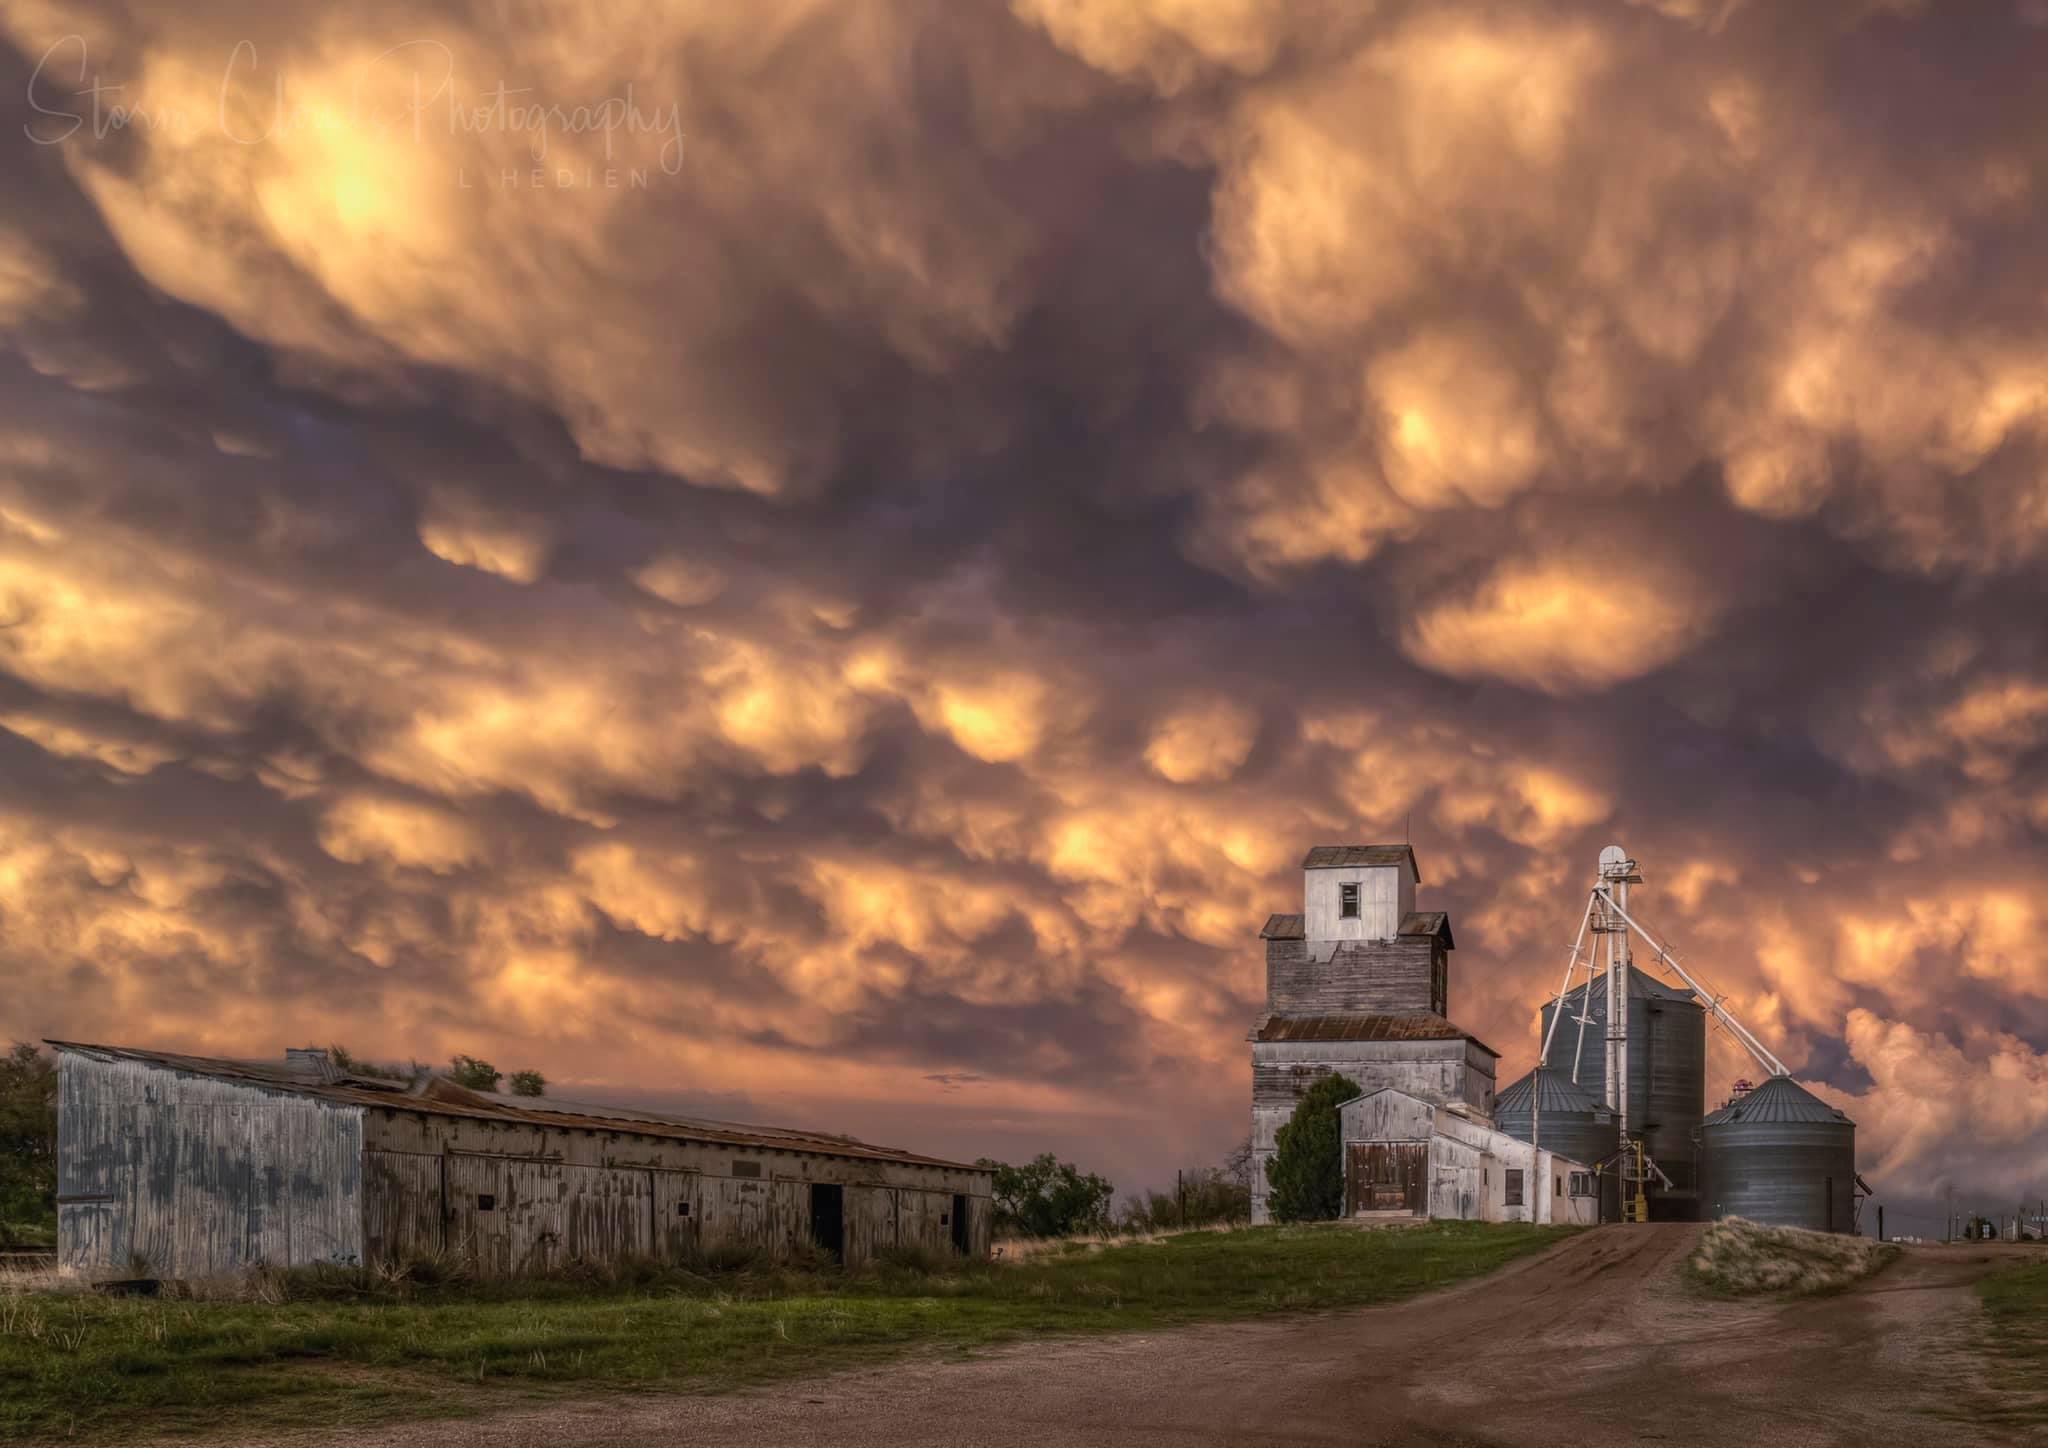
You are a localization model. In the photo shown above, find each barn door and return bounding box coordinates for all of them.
[1348,1144,1427,1215]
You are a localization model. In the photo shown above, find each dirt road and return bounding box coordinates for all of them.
[237,1226,2034,1448]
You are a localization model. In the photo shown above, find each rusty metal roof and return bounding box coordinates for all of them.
[46,1040,988,1174]
[1396,911,1454,948]
[1250,1013,1498,1056]
[1260,912,1305,939]
[1300,844,1422,880]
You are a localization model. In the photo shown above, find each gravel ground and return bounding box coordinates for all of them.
[186,1225,2040,1448]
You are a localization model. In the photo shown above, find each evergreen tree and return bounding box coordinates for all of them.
[1265,1073,1360,1222]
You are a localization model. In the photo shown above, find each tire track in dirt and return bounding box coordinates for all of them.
[201,1227,2037,1448]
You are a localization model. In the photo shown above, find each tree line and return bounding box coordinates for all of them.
[975,1141,1257,1239]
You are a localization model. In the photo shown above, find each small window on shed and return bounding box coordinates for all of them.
[477,1194,496,1212]
[1339,882,1360,919]
[732,1160,762,1179]
[940,1211,949,1225]
[677,1201,691,1217]
[1504,1169,1524,1207]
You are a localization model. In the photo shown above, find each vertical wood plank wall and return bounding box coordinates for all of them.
[56,1053,365,1277]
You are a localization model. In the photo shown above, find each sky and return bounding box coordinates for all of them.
[1,0,2045,1226]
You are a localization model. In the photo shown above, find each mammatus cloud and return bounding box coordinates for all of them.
[0,0,2041,1209]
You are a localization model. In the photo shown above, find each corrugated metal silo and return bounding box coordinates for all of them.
[1539,965,1706,1218]
[1495,1070,1621,1222]
[1699,1076,1857,1232]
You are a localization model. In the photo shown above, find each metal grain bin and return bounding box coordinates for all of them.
[1539,965,1706,1217]
[1495,1070,1621,1223]
[1699,1076,1857,1233]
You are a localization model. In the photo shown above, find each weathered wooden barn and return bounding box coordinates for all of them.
[1250,844,1500,1223]
[50,1041,992,1279]
[1340,1087,1598,1225]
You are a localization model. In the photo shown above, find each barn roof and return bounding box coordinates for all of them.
[45,1040,987,1174]
[1248,1013,1498,1056]
[1300,844,1422,880]
[1397,911,1454,948]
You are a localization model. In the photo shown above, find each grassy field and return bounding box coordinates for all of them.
[1685,1217,1898,1297]
[1972,1257,2048,1430]
[0,1221,1569,1442]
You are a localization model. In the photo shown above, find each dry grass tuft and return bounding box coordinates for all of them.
[1688,1217,1898,1296]
[0,1261,79,1297]
[995,1221,1251,1263]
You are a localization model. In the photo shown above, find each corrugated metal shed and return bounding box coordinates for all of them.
[1301,844,1422,879]
[47,1041,978,1171]
[1260,912,1305,939]
[1701,1075,1851,1126]
[1250,1013,1497,1055]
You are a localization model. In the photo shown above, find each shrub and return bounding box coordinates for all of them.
[448,1055,502,1092]
[1265,1074,1360,1222]
[976,1154,1115,1238]
[326,1045,410,1082]
[508,1070,547,1097]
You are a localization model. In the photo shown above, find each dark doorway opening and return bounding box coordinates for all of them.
[810,1183,845,1261]
[950,1194,970,1254]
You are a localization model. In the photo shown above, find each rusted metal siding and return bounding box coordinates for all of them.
[56,1049,364,1276]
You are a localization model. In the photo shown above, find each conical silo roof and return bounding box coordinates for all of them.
[1702,1074,1852,1127]
[1555,965,1697,1007]
[1496,1070,1609,1116]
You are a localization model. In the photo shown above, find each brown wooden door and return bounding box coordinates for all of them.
[1348,1144,1427,1215]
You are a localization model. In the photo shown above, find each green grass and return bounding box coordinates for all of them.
[0,1222,1569,1440]
[1972,1258,2048,1429]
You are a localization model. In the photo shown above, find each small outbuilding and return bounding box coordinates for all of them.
[50,1040,992,1279]
[1340,1087,1600,1225]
